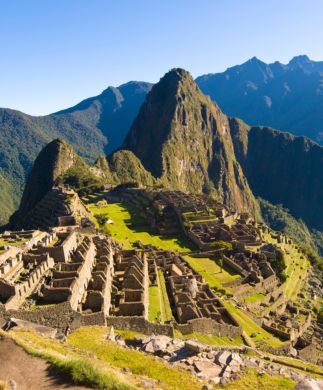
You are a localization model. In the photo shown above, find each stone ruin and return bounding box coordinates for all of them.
[0,225,242,339]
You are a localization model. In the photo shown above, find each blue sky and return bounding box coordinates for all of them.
[1,0,323,115]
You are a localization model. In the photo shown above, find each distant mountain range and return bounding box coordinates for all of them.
[1,55,323,225]
[196,55,323,144]
[10,68,323,254]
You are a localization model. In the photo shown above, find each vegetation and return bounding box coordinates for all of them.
[157,268,173,322]
[148,286,161,322]
[57,163,104,196]
[209,240,233,250]
[89,201,194,252]
[301,244,323,279]
[221,300,286,348]
[68,326,202,390]
[0,381,8,390]
[244,293,266,304]
[213,368,295,390]
[2,329,136,390]
[183,255,240,290]
[259,198,320,251]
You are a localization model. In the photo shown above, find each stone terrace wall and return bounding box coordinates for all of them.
[81,312,106,326]
[175,318,242,338]
[106,316,174,337]
[6,301,81,332]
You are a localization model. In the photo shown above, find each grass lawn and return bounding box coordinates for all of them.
[244,293,266,304]
[214,368,295,390]
[262,233,310,301]
[89,202,194,252]
[221,300,286,348]
[142,269,173,323]
[157,268,173,322]
[68,326,203,390]
[148,286,160,322]
[183,255,240,290]
[0,238,28,248]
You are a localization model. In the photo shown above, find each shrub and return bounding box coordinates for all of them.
[210,241,233,250]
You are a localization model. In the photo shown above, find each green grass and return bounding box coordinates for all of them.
[221,300,286,348]
[0,238,28,248]
[3,329,136,390]
[174,330,244,346]
[68,326,202,390]
[244,293,266,304]
[148,286,161,322]
[89,202,194,252]
[183,255,240,290]
[157,269,173,322]
[214,368,295,390]
[262,233,310,301]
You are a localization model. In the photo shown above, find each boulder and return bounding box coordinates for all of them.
[143,335,172,354]
[293,378,323,390]
[193,360,222,378]
[214,351,232,366]
[184,339,205,353]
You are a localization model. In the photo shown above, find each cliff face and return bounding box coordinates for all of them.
[10,138,80,225]
[230,119,323,230]
[124,68,259,215]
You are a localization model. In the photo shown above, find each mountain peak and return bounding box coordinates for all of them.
[289,54,311,65]
[10,139,79,225]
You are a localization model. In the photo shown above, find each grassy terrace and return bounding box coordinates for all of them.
[214,368,295,390]
[183,255,240,291]
[148,270,173,322]
[262,232,310,301]
[89,202,194,252]
[87,199,287,349]
[244,293,267,305]
[221,300,286,348]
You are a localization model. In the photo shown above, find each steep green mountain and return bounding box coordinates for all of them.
[196,55,323,144]
[123,68,259,216]
[9,139,156,229]
[9,138,84,226]
[258,198,315,248]
[107,150,156,186]
[230,119,323,231]
[0,81,152,223]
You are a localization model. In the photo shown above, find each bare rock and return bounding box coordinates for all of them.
[214,351,232,367]
[184,339,205,353]
[8,380,17,390]
[293,378,323,390]
[193,360,222,378]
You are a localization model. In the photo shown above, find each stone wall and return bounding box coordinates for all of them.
[174,318,242,338]
[106,316,174,337]
[81,311,106,326]
[6,301,81,331]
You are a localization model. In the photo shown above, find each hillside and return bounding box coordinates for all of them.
[230,119,323,231]
[196,55,323,144]
[0,81,151,223]
[123,68,259,216]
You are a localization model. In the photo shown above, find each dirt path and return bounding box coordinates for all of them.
[0,338,92,390]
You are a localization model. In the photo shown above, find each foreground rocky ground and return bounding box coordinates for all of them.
[111,331,323,389]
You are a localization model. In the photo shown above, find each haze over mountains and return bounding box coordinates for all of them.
[1,55,323,240]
